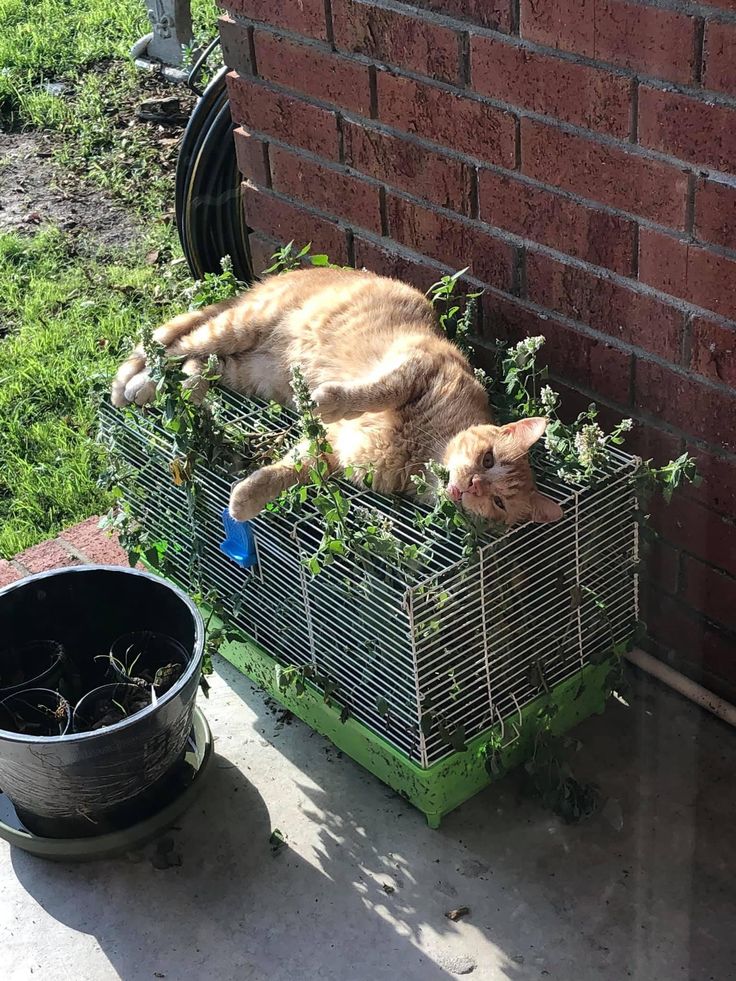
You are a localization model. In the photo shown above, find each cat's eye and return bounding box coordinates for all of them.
[493,496,506,511]
[482,450,494,469]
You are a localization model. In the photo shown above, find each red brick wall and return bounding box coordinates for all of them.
[218,0,736,696]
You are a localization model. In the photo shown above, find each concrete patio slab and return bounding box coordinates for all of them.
[1,649,733,981]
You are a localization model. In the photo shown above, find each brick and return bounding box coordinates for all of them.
[332,0,460,84]
[521,119,688,228]
[253,31,371,115]
[470,34,631,138]
[220,0,328,40]
[650,495,736,580]
[640,538,680,595]
[227,73,340,160]
[479,171,635,274]
[682,555,736,631]
[690,316,736,387]
[269,147,382,233]
[377,71,517,169]
[343,122,472,214]
[219,14,253,75]
[641,586,736,684]
[526,253,683,361]
[385,195,516,290]
[233,128,270,186]
[0,560,23,590]
[410,0,512,31]
[685,446,736,518]
[694,178,736,251]
[353,236,443,293]
[520,0,595,52]
[59,517,129,567]
[18,539,80,574]
[520,0,699,85]
[248,232,280,277]
[639,228,736,322]
[624,421,682,468]
[242,184,350,263]
[638,86,736,177]
[703,20,736,96]
[634,358,736,452]
[482,292,632,404]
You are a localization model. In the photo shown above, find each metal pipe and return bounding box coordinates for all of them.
[626,647,736,728]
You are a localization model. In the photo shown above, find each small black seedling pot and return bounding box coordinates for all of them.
[108,630,189,694]
[73,683,152,734]
[0,639,66,698]
[0,688,71,737]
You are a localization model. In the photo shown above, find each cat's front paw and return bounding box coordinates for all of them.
[124,371,157,407]
[311,382,356,423]
[229,475,270,521]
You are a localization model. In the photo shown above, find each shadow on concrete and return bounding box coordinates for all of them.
[217,659,736,981]
[10,659,736,981]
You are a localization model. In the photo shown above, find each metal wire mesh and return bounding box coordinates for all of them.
[99,390,639,768]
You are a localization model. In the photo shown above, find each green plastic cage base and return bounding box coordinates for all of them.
[217,622,613,828]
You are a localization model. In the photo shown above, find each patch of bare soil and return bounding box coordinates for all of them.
[0,131,141,249]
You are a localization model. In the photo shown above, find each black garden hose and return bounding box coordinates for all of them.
[175,54,251,282]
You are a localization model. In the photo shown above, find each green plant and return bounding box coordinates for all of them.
[263,241,332,275]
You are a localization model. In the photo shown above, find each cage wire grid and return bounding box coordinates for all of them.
[99,390,639,768]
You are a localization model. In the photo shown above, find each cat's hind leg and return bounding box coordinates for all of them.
[311,354,431,423]
[229,440,337,521]
[111,308,220,407]
[112,297,250,408]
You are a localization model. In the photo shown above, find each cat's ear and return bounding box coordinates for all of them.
[531,491,563,524]
[502,417,548,451]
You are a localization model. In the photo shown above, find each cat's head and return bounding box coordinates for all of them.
[443,417,563,526]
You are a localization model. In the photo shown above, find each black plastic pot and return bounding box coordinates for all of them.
[73,683,152,733]
[0,688,71,736]
[0,639,66,698]
[0,565,204,838]
[108,630,189,692]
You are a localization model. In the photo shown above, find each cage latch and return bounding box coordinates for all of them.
[219,509,258,569]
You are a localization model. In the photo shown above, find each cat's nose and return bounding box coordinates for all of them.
[447,483,463,503]
[467,475,484,496]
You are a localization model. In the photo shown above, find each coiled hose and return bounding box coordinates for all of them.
[175,45,251,282]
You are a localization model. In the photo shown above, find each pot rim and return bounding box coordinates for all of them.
[0,564,205,745]
[0,687,72,737]
[0,638,66,698]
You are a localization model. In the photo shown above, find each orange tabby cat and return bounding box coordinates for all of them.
[112,267,562,527]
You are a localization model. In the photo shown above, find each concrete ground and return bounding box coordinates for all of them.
[1,655,734,981]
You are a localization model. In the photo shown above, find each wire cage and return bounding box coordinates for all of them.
[99,389,639,818]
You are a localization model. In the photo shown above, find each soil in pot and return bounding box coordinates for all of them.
[107,630,188,694]
[73,683,152,733]
[0,689,71,736]
[0,640,66,697]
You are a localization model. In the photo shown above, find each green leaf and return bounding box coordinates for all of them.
[376,697,390,717]
[269,828,287,855]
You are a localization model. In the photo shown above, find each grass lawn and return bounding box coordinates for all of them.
[0,0,219,557]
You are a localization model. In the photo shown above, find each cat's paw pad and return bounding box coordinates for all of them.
[311,382,349,423]
[229,476,269,521]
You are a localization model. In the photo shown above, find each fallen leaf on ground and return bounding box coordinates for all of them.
[445,906,470,921]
